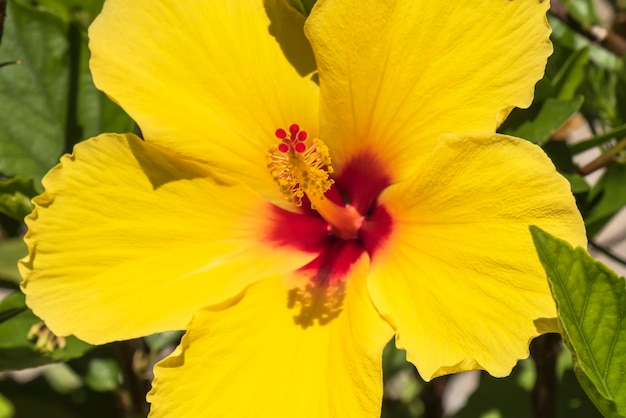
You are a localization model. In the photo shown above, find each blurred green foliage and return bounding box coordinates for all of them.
[0,0,625,417]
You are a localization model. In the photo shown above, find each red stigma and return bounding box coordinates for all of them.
[275,129,287,139]
[294,142,306,153]
[274,124,310,154]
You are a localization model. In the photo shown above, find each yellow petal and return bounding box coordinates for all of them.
[20,134,316,344]
[89,0,319,202]
[368,134,586,380]
[148,254,393,418]
[306,0,552,180]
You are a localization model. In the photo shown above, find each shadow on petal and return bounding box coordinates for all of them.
[534,317,560,334]
[126,134,231,190]
[264,0,317,78]
[288,279,346,327]
[288,240,364,328]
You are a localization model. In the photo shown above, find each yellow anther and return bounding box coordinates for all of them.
[267,136,334,207]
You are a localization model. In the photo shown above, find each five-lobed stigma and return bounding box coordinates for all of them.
[267,124,334,207]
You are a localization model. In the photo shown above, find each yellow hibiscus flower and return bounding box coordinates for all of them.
[19,0,586,416]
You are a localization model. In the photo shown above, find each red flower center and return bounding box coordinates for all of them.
[267,125,393,288]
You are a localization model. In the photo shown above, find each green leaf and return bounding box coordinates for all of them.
[580,62,621,126]
[0,292,92,371]
[84,358,120,392]
[560,0,602,29]
[49,0,134,151]
[0,176,38,196]
[531,226,626,417]
[533,76,557,102]
[0,308,26,325]
[144,331,183,354]
[0,0,67,181]
[75,27,134,141]
[43,363,83,394]
[585,163,626,237]
[552,47,589,100]
[0,192,32,221]
[0,238,27,285]
[0,0,132,183]
[569,123,626,155]
[0,175,37,219]
[286,0,317,15]
[562,172,591,194]
[503,96,584,145]
[27,0,104,27]
[573,363,622,418]
[0,392,14,418]
[542,140,590,194]
[557,348,605,417]
[549,17,617,70]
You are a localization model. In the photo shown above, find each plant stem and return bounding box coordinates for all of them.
[117,340,149,416]
[422,376,448,418]
[590,241,626,267]
[530,333,562,418]
[549,0,626,57]
[578,137,626,175]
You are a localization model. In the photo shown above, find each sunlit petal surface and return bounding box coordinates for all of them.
[89,0,319,204]
[368,134,586,379]
[306,0,552,180]
[148,255,393,418]
[20,134,316,343]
